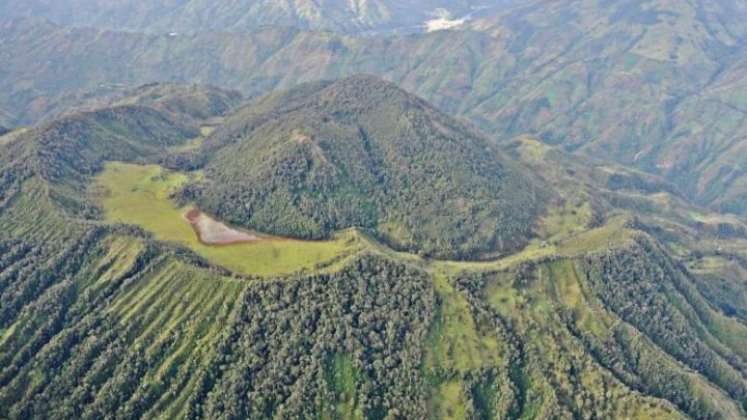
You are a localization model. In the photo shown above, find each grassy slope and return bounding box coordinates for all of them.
[415,137,747,419]
[93,162,361,277]
[323,353,365,420]
[0,171,243,418]
[352,212,696,418]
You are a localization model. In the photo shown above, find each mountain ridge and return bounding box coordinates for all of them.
[2,2,746,217]
[0,0,487,35]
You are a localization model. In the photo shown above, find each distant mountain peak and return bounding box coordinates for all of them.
[0,0,486,35]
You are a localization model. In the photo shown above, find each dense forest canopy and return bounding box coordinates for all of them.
[0,82,745,418]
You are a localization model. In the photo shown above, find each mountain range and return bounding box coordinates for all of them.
[1,1,746,419]
[0,0,488,34]
[1,0,746,217]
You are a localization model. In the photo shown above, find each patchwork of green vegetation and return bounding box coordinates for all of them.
[479,257,733,419]
[324,354,364,420]
[429,380,467,420]
[105,250,244,419]
[424,272,504,419]
[1,69,746,419]
[2,165,745,419]
[425,273,502,374]
[93,162,360,277]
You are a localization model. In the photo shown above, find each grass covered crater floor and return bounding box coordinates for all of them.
[92,162,361,277]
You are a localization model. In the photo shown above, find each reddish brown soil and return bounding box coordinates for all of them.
[185,208,201,223]
[185,208,260,246]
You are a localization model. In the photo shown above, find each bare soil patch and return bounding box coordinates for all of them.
[186,208,261,246]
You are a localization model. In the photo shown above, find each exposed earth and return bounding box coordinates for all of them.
[185,208,260,246]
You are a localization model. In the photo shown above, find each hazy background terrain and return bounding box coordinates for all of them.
[1,0,746,216]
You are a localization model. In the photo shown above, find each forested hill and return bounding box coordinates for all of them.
[0,84,239,218]
[64,83,243,125]
[183,76,548,260]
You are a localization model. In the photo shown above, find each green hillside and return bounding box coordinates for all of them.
[2,162,746,419]
[2,0,747,417]
[1,82,746,418]
[69,83,243,128]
